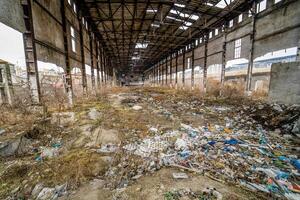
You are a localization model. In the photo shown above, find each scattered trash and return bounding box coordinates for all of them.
[35,146,61,161]
[172,172,188,179]
[97,143,118,153]
[149,127,158,133]
[132,105,142,111]
[88,108,101,120]
[34,183,67,200]
[0,128,5,135]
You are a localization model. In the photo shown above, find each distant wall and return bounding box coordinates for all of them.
[268,62,300,104]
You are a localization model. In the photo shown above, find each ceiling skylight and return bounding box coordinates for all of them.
[215,0,227,8]
[146,9,157,13]
[174,3,186,8]
[135,43,148,49]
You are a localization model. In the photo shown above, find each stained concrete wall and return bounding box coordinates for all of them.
[269,62,300,104]
[0,0,25,32]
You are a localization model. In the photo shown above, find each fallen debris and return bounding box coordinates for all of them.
[172,172,188,179]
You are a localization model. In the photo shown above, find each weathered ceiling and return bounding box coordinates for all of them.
[79,0,253,72]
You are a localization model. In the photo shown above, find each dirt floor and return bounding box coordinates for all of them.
[0,86,299,200]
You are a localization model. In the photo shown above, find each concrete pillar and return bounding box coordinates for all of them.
[158,62,161,85]
[60,0,73,106]
[100,48,104,85]
[0,67,4,104]
[182,48,186,88]
[21,0,41,104]
[169,55,172,87]
[191,43,195,90]
[203,33,208,94]
[78,12,87,95]
[95,42,101,90]
[175,51,178,89]
[297,38,300,61]
[0,64,13,105]
[246,14,257,93]
[165,57,168,85]
[89,33,96,93]
[220,27,228,96]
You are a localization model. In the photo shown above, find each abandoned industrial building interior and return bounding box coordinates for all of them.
[1,0,300,199]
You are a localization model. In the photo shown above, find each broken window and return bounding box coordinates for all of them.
[73,3,77,13]
[229,20,233,27]
[248,10,252,17]
[187,57,191,69]
[256,0,267,13]
[199,37,203,43]
[234,38,241,59]
[70,26,76,52]
[209,31,213,39]
[215,28,219,36]
[238,14,243,23]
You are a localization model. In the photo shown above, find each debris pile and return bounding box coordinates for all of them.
[122,122,300,199]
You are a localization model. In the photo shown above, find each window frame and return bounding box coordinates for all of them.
[234,38,242,59]
[70,26,76,53]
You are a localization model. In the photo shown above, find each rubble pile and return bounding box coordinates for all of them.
[121,121,300,199]
[1,87,300,199]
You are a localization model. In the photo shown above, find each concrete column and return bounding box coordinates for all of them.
[158,62,161,85]
[165,57,168,85]
[95,42,101,90]
[0,67,4,104]
[191,43,195,90]
[60,0,73,106]
[246,14,257,93]
[220,27,228,96]
[175,51,178,88]
[100,48,104,85]
[89,33,96,92]
[0,64,13,105]
[104,57,107,84]
[297,38,300,61]
[155,64,158,85]
[182,48,186,88]
[169,55,172,87]
[78,12,87,95]
[203,33,208,94]
[21,0,41,104]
